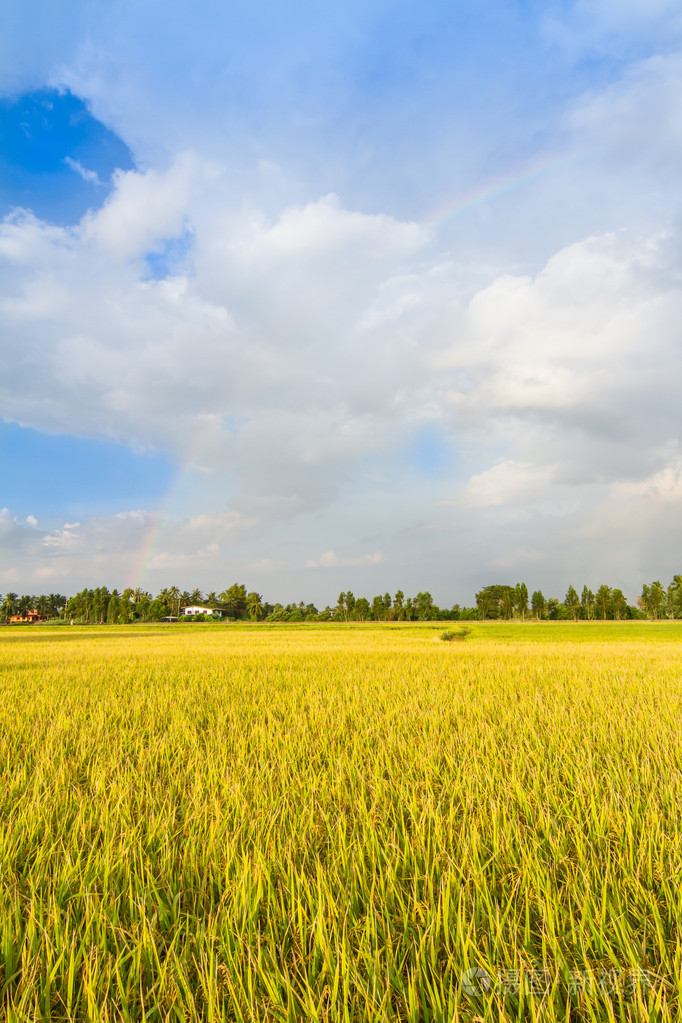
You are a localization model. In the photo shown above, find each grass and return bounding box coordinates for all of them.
[1,621,682,1021]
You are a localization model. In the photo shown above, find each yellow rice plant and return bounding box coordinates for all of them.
[1,622,681,1021]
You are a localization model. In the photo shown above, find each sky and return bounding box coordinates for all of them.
[1,0,682,606]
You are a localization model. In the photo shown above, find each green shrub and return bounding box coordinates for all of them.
[440,626,471,641]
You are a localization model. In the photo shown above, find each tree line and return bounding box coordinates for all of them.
[1,575,681,624]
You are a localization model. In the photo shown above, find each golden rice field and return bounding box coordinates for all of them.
[2,621,682,1022]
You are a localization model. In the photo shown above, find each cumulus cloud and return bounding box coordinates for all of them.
[305,550,385,569]
[83,153,199,260]
[3,0,682,599]
[462,462,559,510]
[1,153,681,597]
[0,167,432,525]
[441,229,682,491]
[41,523,81,549]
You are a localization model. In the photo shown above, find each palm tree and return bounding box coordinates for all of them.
[246,592,264,620]
[219,584,247,619]
[1,592,18,622]
[168,586,181,616]
[671,575,682,619]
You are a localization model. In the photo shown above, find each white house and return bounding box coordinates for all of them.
[181,606,224,617]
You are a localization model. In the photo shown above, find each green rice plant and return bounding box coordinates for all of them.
[0,621,681,1020]
[440,627,471,642]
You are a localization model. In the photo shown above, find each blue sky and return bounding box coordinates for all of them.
[0,89,133,224]
[1,0,682,602]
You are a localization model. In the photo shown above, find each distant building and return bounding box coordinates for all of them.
[180,606,224,617]
[9,610,48,624]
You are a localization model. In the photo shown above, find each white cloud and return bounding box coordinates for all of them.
[1,155,682,598]
[41,523,81,549]
[0,169,432,525]
[82,153,199,261]
[569,53,682,168]
[305,550,385,569]
[4,3,682,600]
[64,157,103,186]
[463,462,557,509]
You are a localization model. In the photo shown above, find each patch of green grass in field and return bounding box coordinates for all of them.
[463,620,682,642]
[1,624,681,1020]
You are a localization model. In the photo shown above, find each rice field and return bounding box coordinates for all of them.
[1,621,682,1022]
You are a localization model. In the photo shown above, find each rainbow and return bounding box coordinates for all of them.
[419,149,580,232]
[129,414,227,588]
[130,150,579,586]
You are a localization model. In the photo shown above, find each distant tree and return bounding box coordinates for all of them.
[475,589,492,621]
[219,583,247,619]
[337,591,353,621]
[611,588,627,620]
[531,590,546,621]
[500,588,515,620]
[119,588,135,623]
[565,585,580,622]
[649,581,666,620]
[146,597,168,622]
[596,584,611,620]
[414,591,437,620]
[354,597,370,621]
[246,592,264,620]
[476,585,514,621]
[265,603,286,622]
[393,590,404,620]
[107,590,120,623]
[514,583,529,620]
[639,581,665,619]
[190,588,203,605]
[335,591,356,622]
[43,593,66,619]
[1,592,18,622]
[168,586,181,616]
[669,575,682,619]
[581,586,594,621]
